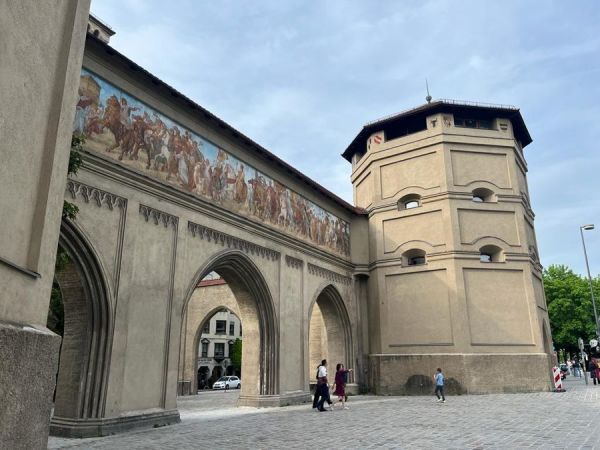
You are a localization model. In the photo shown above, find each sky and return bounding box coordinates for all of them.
[91,0,600,276]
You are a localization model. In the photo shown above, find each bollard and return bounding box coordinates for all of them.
[552,366,565,392]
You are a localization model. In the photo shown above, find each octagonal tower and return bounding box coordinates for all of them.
[344,100,553,394]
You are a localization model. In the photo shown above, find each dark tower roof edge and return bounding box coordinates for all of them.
[341,99,533,162]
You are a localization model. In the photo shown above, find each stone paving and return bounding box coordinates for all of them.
[48,378,600,449]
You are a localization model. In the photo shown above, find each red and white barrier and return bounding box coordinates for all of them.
[552,366,565,392]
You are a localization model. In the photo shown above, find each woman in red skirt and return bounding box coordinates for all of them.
[331,363,352,410]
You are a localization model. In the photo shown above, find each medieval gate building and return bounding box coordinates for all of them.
[47,27,552,437]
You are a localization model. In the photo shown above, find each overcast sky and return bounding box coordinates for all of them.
[91,0,600,275]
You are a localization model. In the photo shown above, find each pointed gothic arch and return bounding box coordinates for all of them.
[180,250,279,401]
[308,284,354,380]
[50,220,113,436]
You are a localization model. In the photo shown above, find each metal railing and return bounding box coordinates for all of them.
[364,98,518,127]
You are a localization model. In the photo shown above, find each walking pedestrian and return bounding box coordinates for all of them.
[331,363,353,410]
[434,368,446,403]
[574,360,581,378]
[316,360,333,412]
[590,358,599,385]
[312,360,325,410]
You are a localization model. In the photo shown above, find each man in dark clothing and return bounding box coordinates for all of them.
[315,359,333,412]
[312,360,325,409]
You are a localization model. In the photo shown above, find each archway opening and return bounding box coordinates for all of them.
[180,277,244,394]
[177,251,277,408]
[308,285,353,392]
[47,221,112,436]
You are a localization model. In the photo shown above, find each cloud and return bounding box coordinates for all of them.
[90,0,600,274]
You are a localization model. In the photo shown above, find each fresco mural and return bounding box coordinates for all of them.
[74,69,350,256]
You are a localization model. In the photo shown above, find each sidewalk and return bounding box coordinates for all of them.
[49,377,600,449]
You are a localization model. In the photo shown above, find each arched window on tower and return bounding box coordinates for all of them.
[479,245,504,263]
[472,188,495,203]
[403,248,426,266]
[398,194,421,210]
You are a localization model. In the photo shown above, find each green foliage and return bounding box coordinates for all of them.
[46,248,69,336]
[544,264,600,352]
[69,133,84,175]
[46,280,64,336]
[230,338,242,373]
[62,133,84,220]
[62,200,79,220]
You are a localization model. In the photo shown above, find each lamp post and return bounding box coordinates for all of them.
[580,224,599,338]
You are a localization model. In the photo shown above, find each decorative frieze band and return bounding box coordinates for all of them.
[66,180,126,210]
[285,255,304,269]
[307,263,351,285]
[188,221,280,261]
[139,204,178,228]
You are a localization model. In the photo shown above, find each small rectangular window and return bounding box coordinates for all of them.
[214,343,225,358]
[215,320,226,335]
[229,322,235,336]
[455,117,493,130]
[201,342,208,358]
[203,322,210,334]
[478,119,492,129]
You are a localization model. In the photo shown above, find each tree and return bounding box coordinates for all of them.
[62,133,84,219]
[46,133,84,334]
[230,338,242,377]
[543,264,600,353]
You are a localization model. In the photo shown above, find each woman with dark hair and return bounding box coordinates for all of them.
[331,363,352,410]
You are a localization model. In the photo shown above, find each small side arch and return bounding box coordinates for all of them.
[307,283,354,382]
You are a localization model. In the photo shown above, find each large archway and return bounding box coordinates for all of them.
[48,220,113,437]
[179,250,278,406]
[308,285,353,387]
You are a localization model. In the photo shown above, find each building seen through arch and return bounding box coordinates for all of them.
[178,272,243,394]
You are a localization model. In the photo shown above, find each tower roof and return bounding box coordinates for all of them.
[341,99,533,162]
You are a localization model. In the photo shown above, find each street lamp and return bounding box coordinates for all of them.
[580,224,599,338]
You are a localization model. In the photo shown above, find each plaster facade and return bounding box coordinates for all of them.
[347,106,553,395]
[46,34,552,437]
[0,2,90,449]
[1,11,554,446]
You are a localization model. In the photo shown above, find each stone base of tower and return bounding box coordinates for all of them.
[368,353,553,395]
[0,321,61,450]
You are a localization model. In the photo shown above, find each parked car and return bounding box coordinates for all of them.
[212,376,241,390]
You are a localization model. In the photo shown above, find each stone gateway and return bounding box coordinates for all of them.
[0,8,553,448]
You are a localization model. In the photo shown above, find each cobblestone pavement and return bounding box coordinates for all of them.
[48,378,600,449]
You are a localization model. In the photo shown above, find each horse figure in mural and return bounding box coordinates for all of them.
[250,177,266,219]
[102,95,135,159]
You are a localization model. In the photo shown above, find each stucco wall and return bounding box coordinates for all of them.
[352,111,552,393]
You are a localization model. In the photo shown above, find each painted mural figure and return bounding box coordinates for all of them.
[75,69,350,256]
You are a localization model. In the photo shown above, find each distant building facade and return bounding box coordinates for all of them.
[197,304,242,388]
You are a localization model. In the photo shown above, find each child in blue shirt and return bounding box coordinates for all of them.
[434,368,446,403]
